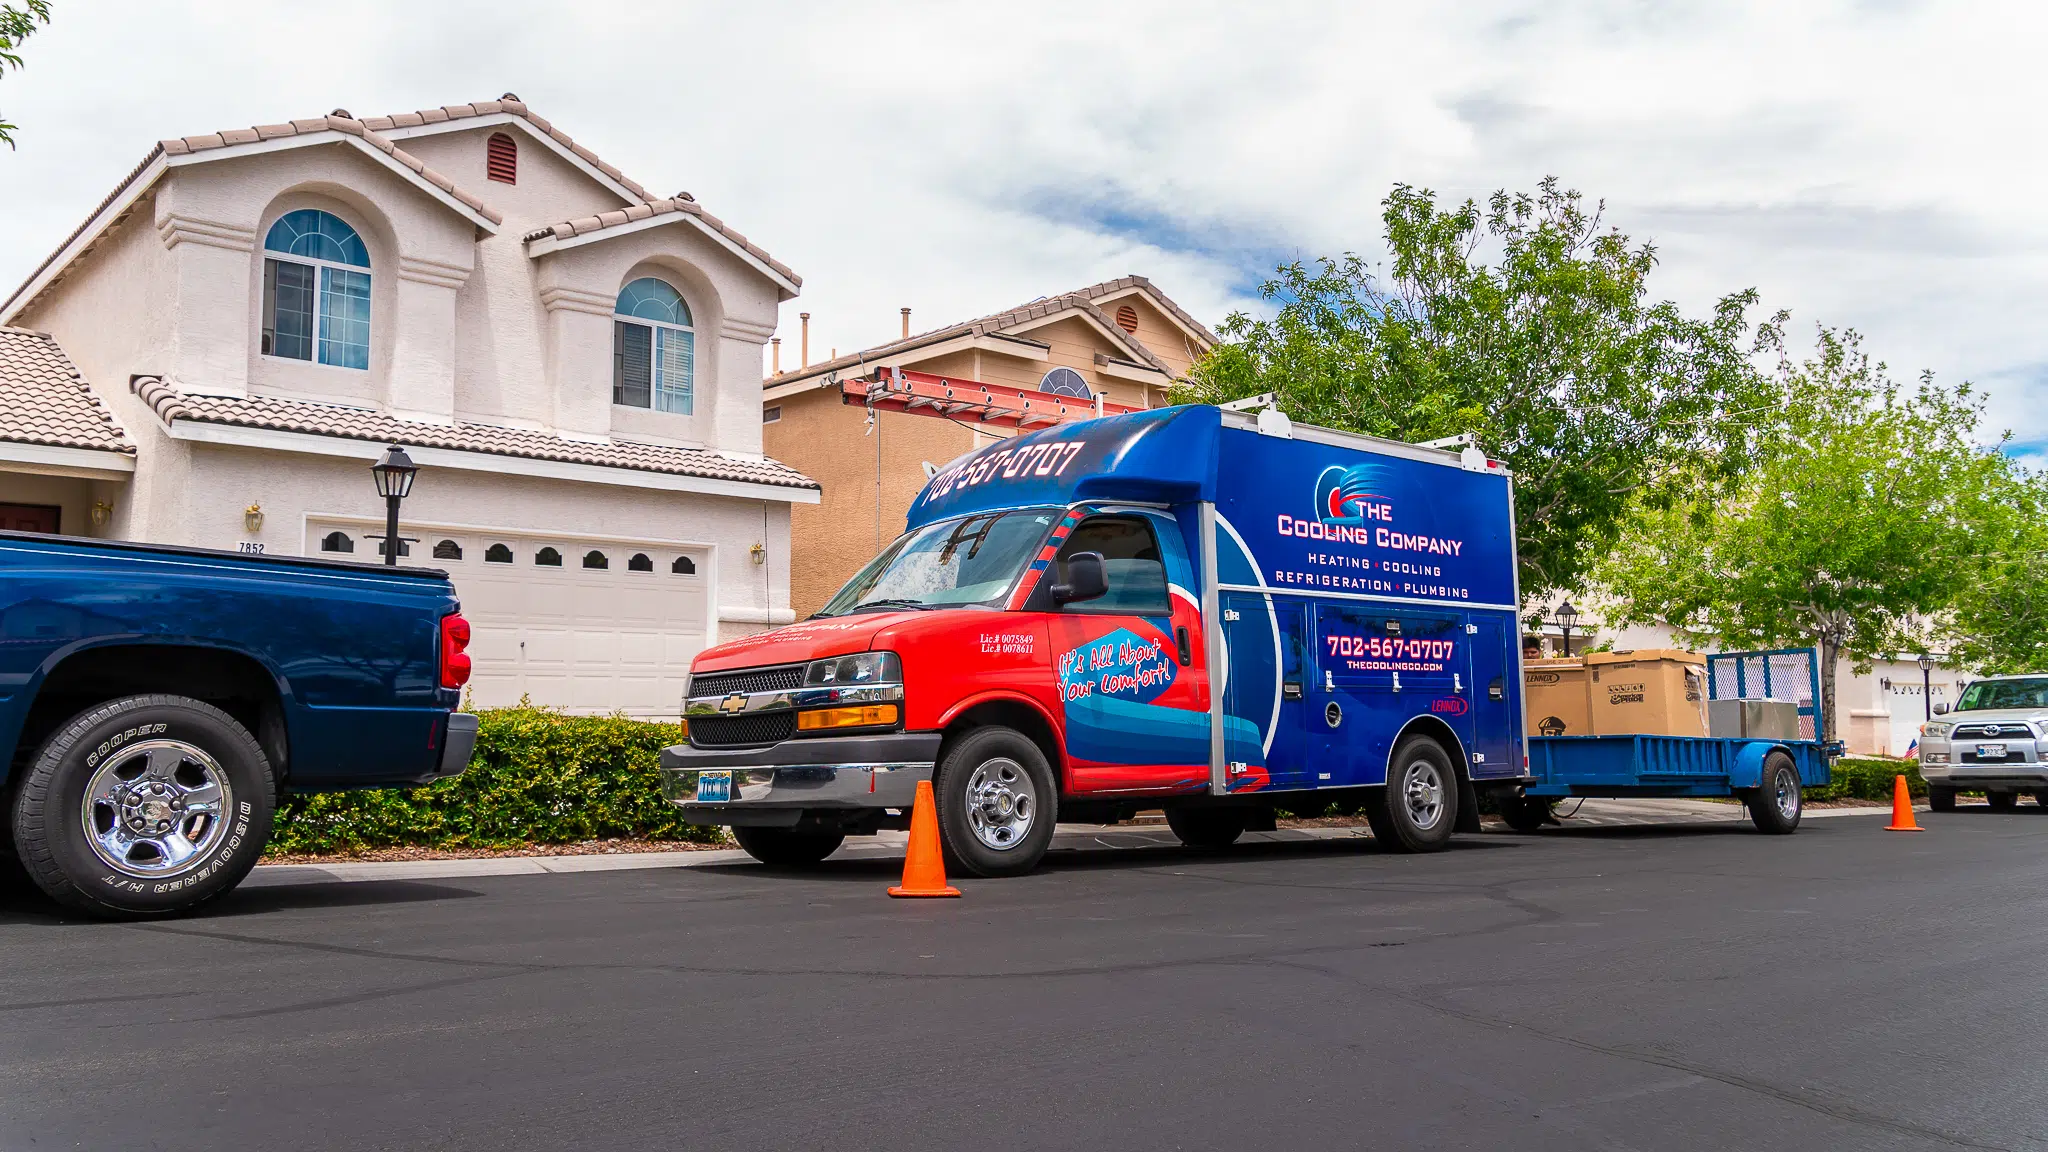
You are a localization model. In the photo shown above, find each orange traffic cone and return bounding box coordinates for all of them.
[889,779,961,898]
[1886,774,1922,832]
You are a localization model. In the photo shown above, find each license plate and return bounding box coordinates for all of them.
[1978,743,2008,759]
[695,770,732,803]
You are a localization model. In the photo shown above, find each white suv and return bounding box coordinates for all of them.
[1919,674,2048,812]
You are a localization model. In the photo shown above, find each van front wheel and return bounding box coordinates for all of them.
[933,727,1058,878]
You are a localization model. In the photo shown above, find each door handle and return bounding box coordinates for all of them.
[1324,669,1335,692]
[1392,671,1402,693]
[1175,625,1192,666]
[1454,673,1463,692]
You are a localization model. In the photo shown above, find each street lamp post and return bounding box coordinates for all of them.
[1555,600,1581,658]
[1918,653,1934,721]
[370,445,418,567]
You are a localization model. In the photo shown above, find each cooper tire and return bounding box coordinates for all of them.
[10,695,274,919]
[1929,787,1957,813]
[731,825,845,868]
[1987,791,2018,813]
[1368,735,1459,853]
[1500,795,1552,834]
[1746,751,1803,834]
[933,727,1057,878]
[1165,806,1248,850]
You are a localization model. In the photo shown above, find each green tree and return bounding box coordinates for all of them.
[1943,473,2048,675]
[0,0,51,150]
[1179,178,1780,598]
[1594,328,2016,742]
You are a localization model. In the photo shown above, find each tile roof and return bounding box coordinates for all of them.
[766,275,1213,387]
[160,114,502,225]
[523,196,802,288]
[129,376,817,492]
[360,98,651,201]
[0,327,135,454]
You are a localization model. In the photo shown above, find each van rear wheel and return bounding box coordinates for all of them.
[1367,735,1458,853]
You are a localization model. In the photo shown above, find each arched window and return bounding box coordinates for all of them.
[582,550,608,569]
[672,555,696,575]
[319,530,353,553]
[486,132,517,184]
[261,209,371,370]
[535,547,562,567]
[485,543,514,564]
[1038,366,1093,399]
[613,277,693,414]
[628,553,653,572]
[378,537,409,559]
[432,539,463,560]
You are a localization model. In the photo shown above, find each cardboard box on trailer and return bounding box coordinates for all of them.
[1586,650,1708,737]
[1525,658,1592,737]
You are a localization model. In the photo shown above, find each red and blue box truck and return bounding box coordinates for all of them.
[659,402,1529,874]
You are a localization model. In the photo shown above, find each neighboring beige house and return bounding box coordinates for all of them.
[0,95,818,718]
[762,276,1216,617]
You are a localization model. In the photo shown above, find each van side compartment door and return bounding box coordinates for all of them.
[1312,603,1472,786]
[1218,592,1312,791]
[1464,612,1517,779]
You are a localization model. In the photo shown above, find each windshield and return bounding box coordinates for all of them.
[1955,678,2048,712]
[816,509,1059,616]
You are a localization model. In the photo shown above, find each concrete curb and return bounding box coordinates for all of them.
[244,801,1900,888]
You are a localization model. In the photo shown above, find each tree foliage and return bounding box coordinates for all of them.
[0,0,51,150]
[1943,475,2048,675]
[1594,328,2016,741]
[1179,178,1779,598]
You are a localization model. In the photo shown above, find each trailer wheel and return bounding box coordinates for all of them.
[1500,795,1552,834]
[933,726,1057,878]
[732,826,844,867]
[1165,807,1247,850]
[1929,787,1957,813]
[1987,791,2018,813]
[10,694,274,919]
[1745,751,1803,834]
[1367,735,1458,852]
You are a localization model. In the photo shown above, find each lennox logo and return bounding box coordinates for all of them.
[1430,697,1469,716]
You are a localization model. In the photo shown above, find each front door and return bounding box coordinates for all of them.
[1045,513,1210,796]
[1313,604,1472,786]
[0,503,60,533]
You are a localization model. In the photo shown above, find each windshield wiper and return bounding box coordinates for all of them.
[847,598,937,614]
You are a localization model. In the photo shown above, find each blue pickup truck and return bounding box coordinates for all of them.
[1,530,476,917]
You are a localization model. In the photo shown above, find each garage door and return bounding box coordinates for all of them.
[307,520,709,719]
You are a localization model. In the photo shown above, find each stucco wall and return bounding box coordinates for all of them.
[767,387,973,617]
[0,472,110,538]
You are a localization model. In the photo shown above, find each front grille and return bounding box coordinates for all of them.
[690,665,805,698]
[689,712,798,748]
[1954,723,2032,739]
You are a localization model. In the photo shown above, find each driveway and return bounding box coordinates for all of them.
[3,811,2044,1151]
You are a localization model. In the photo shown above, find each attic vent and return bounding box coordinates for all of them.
[486,132,517,184]
[1114,304,1139,333]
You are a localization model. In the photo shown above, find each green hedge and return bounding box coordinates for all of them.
[268,707,723,856]
[1813,756,1925,802]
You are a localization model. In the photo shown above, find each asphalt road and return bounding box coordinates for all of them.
[4,811,2046,1152]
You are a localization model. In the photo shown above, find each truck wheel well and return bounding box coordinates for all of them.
[939,700,1063,787]
[1392,715,1481,833]
[12,645,289,793]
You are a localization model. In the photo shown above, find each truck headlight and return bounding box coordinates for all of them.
[1923,722,1951,739]
[804,651,902,687]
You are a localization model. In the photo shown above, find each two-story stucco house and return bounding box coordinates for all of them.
[0,96,819,718]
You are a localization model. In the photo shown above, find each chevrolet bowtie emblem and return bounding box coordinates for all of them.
[717,693,748,715]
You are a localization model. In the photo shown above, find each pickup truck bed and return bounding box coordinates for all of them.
[1,529,475,917]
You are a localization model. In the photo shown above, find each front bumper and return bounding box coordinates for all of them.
[1921,737,2048,790]
[659,732,944,826]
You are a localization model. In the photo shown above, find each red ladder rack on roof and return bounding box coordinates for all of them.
[839,367,1146,429]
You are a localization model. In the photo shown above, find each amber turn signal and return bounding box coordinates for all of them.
[797,704,899,731]
[676,717,689,738]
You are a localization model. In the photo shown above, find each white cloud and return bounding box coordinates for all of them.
[1,1,2041,439]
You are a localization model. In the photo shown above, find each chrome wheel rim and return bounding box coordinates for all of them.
[1773,767,1799,820]
[78,739,233,879]
[965,757,1035,851]
[1401,759,1445,831]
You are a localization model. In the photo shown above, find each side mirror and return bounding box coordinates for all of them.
[1052,551,1108,605]
[1932,702,1948,716]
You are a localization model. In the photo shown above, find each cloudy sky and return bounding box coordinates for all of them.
[2,1,2040,452]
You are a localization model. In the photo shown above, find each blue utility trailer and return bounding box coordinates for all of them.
[1509,648,1838,834]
